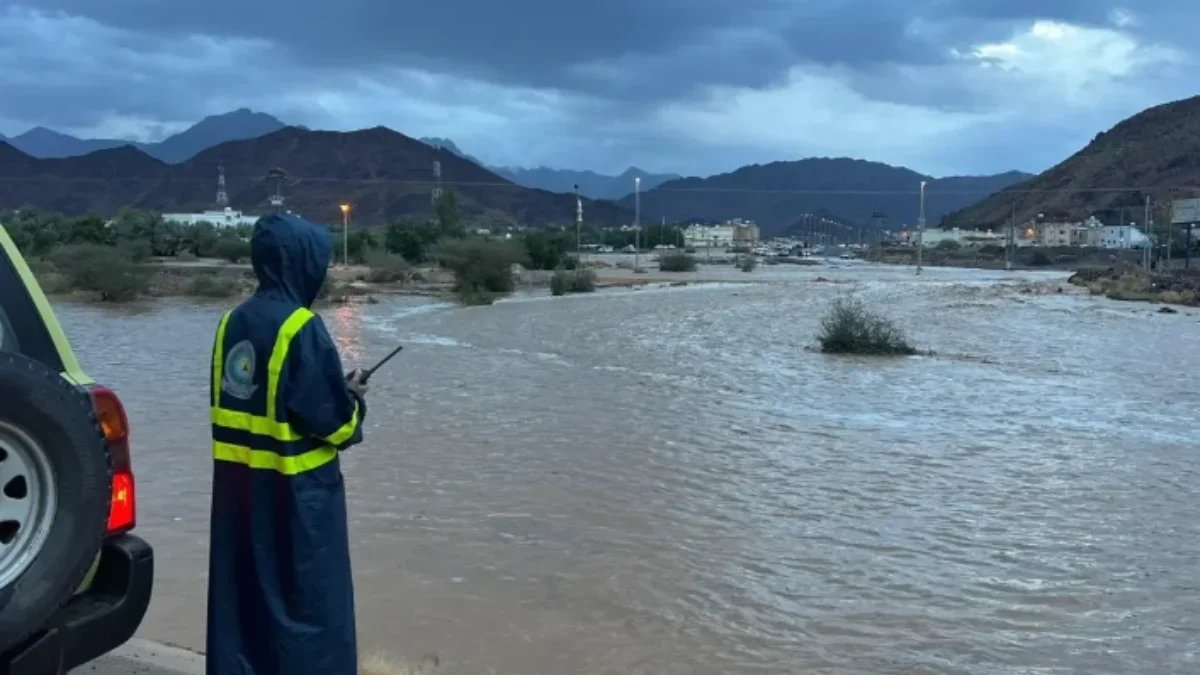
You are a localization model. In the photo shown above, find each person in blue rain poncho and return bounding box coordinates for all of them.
[206,212,368,675]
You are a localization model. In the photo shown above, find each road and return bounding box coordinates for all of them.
[73,641,202,675]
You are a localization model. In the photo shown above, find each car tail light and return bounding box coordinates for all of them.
[90,386,136,536]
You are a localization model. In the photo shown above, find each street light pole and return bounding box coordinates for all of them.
[916,181,926,275]
[574,184,582,263]
[339,204,351,266]
[634,176,641,270]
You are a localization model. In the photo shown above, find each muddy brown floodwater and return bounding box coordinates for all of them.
[56,264,1200,674]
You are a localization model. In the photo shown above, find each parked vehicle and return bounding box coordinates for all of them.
[0,224,153,674]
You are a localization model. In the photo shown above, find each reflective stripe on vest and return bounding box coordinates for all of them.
[210,307,359,475]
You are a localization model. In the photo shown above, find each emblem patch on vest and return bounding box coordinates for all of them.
[223,339,258,400]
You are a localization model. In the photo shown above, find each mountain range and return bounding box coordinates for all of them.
[622,160,1031,230]
[5,96,1194,230]
[0,113,682,200]
[416,137,680,199]
[943,94,1200,229]
[0,109,289,164]
[0,126,632,226]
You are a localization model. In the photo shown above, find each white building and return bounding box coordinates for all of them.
[163,207,260,228]
[684,224,735,248]
[1101,225,1150,249]
[683,219,759,249]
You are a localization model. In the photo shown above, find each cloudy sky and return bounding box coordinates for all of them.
[0,1,1194,177]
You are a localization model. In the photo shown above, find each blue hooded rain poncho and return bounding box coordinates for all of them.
[206,212,366,675]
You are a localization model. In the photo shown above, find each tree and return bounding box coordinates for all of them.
[435,190,462,238]
[384,220,440,262]
[523,229,573,270]
[346,230,376,264]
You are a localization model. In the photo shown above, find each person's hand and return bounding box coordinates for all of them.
[346,369,370,398]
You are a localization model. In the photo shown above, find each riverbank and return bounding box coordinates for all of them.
[858,244,1142,271]
[34,253,777,305]
[1068,264,1200,307]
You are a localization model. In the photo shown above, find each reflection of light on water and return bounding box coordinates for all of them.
[328,303,364,364]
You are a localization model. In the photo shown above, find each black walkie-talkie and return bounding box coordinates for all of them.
[349,345,403,384]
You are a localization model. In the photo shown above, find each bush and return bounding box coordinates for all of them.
[523,230,573,270]
[738,255,757,272]
[1021,249,1052,267]
[550,268,597,296]
[213,237,251,263]
[184,274,240,298]
[436,238,526,305]
[658,251,697,272]
[935,239,962,251]
[48,244,149,302]
[363,251,411,283]
[817,297,917,356]
[315,278,368,303]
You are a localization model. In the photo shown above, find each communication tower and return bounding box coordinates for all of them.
[216,164,229,208]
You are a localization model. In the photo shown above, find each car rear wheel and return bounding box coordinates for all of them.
[0,352,111,654]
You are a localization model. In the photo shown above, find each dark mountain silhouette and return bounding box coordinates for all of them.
[0,126,633,226]
[491,166,682,200]
[416,137,681,199]
[150,109,287,163]
[3,109,286,163]
[620,158,1031,232]
[3,126,134,160]
[418,137,488,167]
[943,95,1200,229]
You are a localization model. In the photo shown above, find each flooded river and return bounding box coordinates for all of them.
[58,264,1200,674]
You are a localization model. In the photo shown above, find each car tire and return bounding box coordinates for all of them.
[0,352,111,654]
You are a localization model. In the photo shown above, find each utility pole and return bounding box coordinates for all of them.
[1143,195,1151,272]
[634,176,641,270]
[574,184,582,263]
[1006,203,1014,271]
[916,181,926,275]
[1186,223,1193,269]
[431,146,443,206]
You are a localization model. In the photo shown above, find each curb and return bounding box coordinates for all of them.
[81,639,205,675]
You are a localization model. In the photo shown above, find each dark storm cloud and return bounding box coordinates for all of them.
[11,0,1185,106]
[20,0,791,95]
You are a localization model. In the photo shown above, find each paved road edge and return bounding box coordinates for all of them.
[88,639,204,674]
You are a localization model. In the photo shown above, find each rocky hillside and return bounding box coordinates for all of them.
[943,95,1200,229]
[620,158,1029,233]
[0,126,633,226]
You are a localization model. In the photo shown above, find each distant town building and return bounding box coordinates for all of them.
[1036,220,1084,247]
[1101,224,1150,249]
[163,207,260,228]
[684,219,759,249]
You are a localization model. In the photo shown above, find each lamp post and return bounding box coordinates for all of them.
[916,181,926,275]
[634,176,641,270]
[339,204,351,266]
[574,183,582,263]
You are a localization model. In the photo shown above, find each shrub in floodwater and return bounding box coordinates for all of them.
[738,255,757,272]
[435,237,526,305]
[658,251,697,272]
[363,251,412,283]
[549,268,596,296]
[817,297,917,356]
[48,243,150,302]
[184,274,240,298]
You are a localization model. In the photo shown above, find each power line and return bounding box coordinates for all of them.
[0,173,1197,196]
